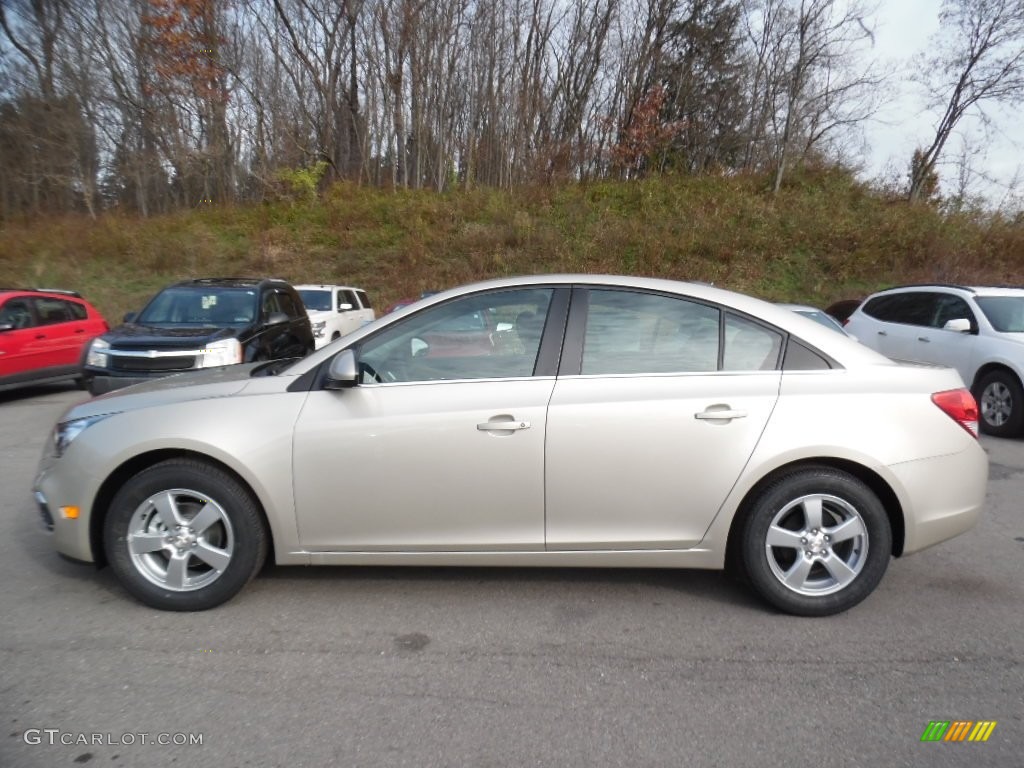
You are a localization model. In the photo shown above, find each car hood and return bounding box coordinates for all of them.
[61,364,259,422]
[102,323,242,348]
[305,309,333,321]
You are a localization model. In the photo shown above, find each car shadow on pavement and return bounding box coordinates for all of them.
[0,381,86,405]
[256,563,770,613]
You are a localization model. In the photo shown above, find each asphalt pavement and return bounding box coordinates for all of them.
[1,384,1021,767]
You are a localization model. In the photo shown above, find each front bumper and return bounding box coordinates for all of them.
[34,459,98,563]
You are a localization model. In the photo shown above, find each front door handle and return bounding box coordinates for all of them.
[917,336,930,343]
[695,408,748,422]
[477,418,531,431]
[877,330,887,336]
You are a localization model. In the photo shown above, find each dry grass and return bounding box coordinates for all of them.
[2,169,1022,321]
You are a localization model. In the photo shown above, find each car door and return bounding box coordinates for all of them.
[259,290,308,359]
[337,289,362,335]
[910,293,978,383]
[0,297,44,380]
[545,287,782,550]
[355,289,375,324]
[853,292,937,360]
[291,286,568,551]
[32,297,91,368]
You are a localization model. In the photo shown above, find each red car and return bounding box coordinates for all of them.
[0,288,109,392]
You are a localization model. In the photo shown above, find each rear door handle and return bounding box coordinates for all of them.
[477,419,531,431]
[917,336,930,343]
[877,330,887,336]
[695,408,748,421]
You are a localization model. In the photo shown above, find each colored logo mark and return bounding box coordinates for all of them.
[921,721,997,742]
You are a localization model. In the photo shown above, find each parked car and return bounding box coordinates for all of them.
[36,275,986,616]
[384,291,438,315]
[825,298,863,324]
[0,288,108,392]
[779,303,854,337]
[845,284,1024,437]
[295,284,375,349]
[82,277,314,395]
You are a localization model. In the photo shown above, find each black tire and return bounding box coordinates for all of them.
[974,370,1024,437]
[739,466,891,617]
[103,459,268,611]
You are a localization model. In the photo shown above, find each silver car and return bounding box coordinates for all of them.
[34,276,987,616]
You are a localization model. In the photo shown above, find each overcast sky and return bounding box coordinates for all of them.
[863,0,1023,207]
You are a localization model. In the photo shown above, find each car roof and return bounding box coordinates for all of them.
[0,287,85,300]
[869,284,1024,298]
[172,277,288,289]
[294,284,364,291]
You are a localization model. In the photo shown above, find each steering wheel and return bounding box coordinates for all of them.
[359,362,383,383]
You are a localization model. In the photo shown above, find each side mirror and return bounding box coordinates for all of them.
[123,312,137,323]
[943,318,972,333]
[325,349,358,389]
[266,311,289,326]
[338,303,354,311]
[0,322,14,332]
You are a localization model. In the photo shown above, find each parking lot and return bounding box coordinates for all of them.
[1,384,1021,767]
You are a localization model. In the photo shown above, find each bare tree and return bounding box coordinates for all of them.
[768,0,880,194]
[908,0,1024,202]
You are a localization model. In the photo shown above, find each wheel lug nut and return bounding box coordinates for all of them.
[801,538,807,544]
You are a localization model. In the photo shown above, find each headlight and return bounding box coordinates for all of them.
[196,338,243,368]
[312,320,326,338]
[86,338,110,368]
[53,414,115,458]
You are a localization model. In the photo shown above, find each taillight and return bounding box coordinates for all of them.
[931,389,979,437]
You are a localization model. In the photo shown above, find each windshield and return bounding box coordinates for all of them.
[137,286,257,326]
[975,297,1024,333]
[298,289,331,311]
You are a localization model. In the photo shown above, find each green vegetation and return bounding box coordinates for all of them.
[1,170,1022,321]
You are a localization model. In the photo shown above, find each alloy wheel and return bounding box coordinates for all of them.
[764,493,869,596]
[126,488,235,591]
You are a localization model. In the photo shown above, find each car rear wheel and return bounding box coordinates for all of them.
[975,370,1024,437]
[740,467,891,616]
[104,459,268,611]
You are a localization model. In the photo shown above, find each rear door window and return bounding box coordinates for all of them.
[33,297,74,325]
[862,293,936,326]
[580,290,721,375]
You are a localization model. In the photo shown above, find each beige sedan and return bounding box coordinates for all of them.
[34,275,988,615]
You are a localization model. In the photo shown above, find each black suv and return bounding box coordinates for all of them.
[82,278,315,394]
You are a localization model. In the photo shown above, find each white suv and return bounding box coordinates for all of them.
[846,285,1024,436]
[295,284,375,349]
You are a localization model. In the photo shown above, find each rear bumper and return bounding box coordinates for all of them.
[892,443,988,555]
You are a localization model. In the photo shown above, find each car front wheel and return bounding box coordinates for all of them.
[975,370,1024,437]
[104,459,268,611]
[740,467,891,616]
